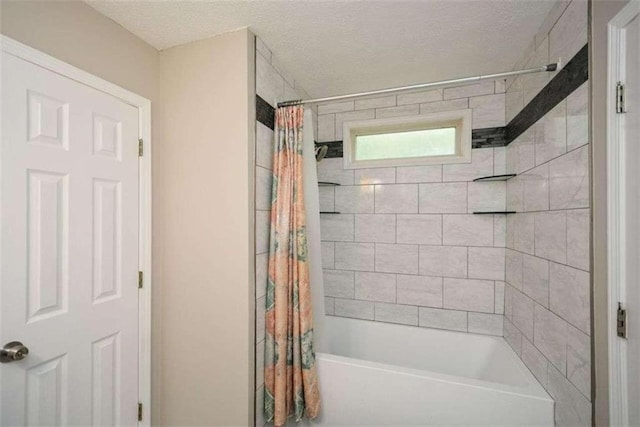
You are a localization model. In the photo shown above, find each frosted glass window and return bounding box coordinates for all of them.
[355,127,456,161]
[343,109,472,169]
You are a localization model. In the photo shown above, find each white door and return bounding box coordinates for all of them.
[0,51,140,426]
[609,2,640,426]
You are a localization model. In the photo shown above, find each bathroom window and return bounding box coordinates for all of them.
[343,109,472,169]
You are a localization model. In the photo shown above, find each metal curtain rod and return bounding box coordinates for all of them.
[277,63,558,108]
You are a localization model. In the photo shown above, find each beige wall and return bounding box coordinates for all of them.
[590,1,630,425]
[157,29,256,426]
[2,3,256,425]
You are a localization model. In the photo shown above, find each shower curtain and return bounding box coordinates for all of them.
[264,106,320,426]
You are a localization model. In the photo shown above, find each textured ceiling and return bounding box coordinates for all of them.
[86,0,556,98]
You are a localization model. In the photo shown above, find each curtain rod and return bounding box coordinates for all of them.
[277,63,558,108]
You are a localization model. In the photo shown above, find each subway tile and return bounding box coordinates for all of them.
[534,304,568,375]
[335,242,375,271]
[318,186,335,212]
[256,166,273,211]
[256,122,274,169]
[567,324,591,399]
[335,185,375,213]
[522,254,550,307]
[418,307,467,332]
[321,242,335,269]
[506,86,525,124]
[355,271,396,303]
[419,245,467,278]
[509,286,535,340]
[506,249,523,290]
[442,148,494,182]
[535,1,571,48]
[419,182,467,213]
[443,214,494,247]
[335,109,375,140]
[547,364,592,426]
[375,104,419,119]
[469,94,506,128]
[318,101,354,115]
[522,164,549,212]
[375,243,419,274]
[317,157,354,185]
[256,210,271,254]
[256,338,265,389]
[397,89,442,105]
[550,262,590,334]
[467,181,506,213]
[468,247,505,281]
[514,213,535,254]
[256,37,272,62]
[324,297,335,315]
[495,281,505,314]
[443,81,494,100]
[256,253,269,300]
[397,165,442,183]
[317,114,335,142]
[468,313,503,336]
[566,82,589,150]
[566,209,590,271]
[522,39,550,106]
[256,386,265,427]
[494,215,506,248]
[549,0,588,75]
[355,214,396,243]
[549,145,589,209]
[375,302,418,325]
[256,52,284,107]
[535,210,567,263]
[503,317,523,355]
[535,101,567,165]
[355,95,396,110]
[506,175,524,212]
[419,98,469,114]
[375,184,418,213]
[323,269,354,298]
[334,298,374,320]
[355,168,396,185]
[396,275,443,307]
[443,278,495,313]
[508,128,536,174]
[493,147,506,175]
[256,296,266,342]
[396,214,442,245]
[495,79,507,94]
[522,338,549,388]
[320,214,354,242]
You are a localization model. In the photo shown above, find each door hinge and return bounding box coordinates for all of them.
[138,402,143,422]
[616,82,626,113]
[138,138,144,157]
[138,271,143,289]
[617,302,627,338]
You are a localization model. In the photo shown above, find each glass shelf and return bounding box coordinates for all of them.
[473,174,517,182]
[318,181,341,186]
[473,211,517,215]
[320,212,341,214]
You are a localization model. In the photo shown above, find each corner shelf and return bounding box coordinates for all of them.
[318,181,340,186]
[473,174,516,182]
[473,211,516,215]
[320,211,341,215]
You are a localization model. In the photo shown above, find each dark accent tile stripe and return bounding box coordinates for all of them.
[472,127,506,148]
[505,44,588,144]
[315,141,343,158]
[256,95,275,130]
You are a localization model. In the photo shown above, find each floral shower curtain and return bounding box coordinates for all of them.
[264,106,321,426]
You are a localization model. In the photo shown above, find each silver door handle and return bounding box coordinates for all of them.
[0,341,29,363]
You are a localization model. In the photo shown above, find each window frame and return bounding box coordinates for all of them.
[342,109,472,169]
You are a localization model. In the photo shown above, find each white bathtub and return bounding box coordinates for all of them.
[304,316,554,426]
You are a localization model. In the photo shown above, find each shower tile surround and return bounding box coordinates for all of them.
[254,1,590,425]
[316,1,590,425]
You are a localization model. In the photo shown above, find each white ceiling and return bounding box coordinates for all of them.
[87,0,556,98]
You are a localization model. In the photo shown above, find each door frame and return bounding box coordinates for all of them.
[0,35,153,426]
[607,1,640,425]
